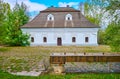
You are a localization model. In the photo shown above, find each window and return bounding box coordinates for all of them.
[72,37,76,42]
[31,37,34,42]
[65,14,72,21]
[47,14,54,21]
[43,37,47,43]
[85,37,89,43]
[49,17,52,20]
[68,17,70,20]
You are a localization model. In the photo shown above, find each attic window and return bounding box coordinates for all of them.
[68,17,70,20]
[47,14,54,21]
[49,17,52,20]
[66,14,72,21]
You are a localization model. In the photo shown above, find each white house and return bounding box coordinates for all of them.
[21,6,99,46]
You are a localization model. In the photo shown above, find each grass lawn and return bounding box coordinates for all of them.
[0,70,120,79]
[0,45,112,54]
[0,45,119,73]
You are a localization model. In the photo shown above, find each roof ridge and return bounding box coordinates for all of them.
[41,7,80,12]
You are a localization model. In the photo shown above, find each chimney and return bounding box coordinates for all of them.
[80,2,84,14]
[66,5,69,7]
[51,5,54,7]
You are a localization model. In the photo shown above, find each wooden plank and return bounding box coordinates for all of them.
[50,55,120,64]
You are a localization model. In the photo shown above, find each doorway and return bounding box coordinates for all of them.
[57,38,62,46]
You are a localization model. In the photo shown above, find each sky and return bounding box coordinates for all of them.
[4,0,86,18]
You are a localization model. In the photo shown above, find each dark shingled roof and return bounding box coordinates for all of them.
[22,7,99,28]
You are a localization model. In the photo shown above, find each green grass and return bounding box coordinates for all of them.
[0,70,120,79]
[0,47,10,52]
[0,45,112,54]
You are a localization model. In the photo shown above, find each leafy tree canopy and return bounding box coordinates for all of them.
[104,0,120,52]
[0,0,11,44]
[1,1,30,46]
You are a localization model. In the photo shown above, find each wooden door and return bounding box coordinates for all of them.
[57,38,62,46]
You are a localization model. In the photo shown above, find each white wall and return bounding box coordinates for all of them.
[21,28,99,46]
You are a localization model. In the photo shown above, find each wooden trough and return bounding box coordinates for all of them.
[50,53,120,64]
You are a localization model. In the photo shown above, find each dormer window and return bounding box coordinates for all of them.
[65,14,72,21]
[49,17,52,20]
[47,14,54,21]
[68,17,70,20]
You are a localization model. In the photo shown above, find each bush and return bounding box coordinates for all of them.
[104,21,120,52]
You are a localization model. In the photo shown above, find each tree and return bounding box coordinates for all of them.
[98,30,105,44]
[104,0,120,52]
[82,0,120,48]
[105,21,120,52]
[106,0,120,22]
[3,2,30,46]
[82,0,107,44]
[0,0,10,45]
[83,0,107,26]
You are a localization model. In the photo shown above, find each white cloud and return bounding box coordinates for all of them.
[4,0,47,12]
[58,2,79,9]
[4,0,79,19]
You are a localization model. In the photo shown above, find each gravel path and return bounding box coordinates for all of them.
[11,71,42,76]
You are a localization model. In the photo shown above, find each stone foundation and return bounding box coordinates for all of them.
[52,65,65,74]
[64,62,120,73]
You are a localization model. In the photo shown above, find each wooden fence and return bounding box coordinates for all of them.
[50,53,120,64]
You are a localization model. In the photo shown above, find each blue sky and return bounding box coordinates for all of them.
[30,0,86,7]
[4,0,86,18]
[4,0,109,28]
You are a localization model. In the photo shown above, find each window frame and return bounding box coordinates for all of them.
[65,14,72,21]
[47,14,54,21]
